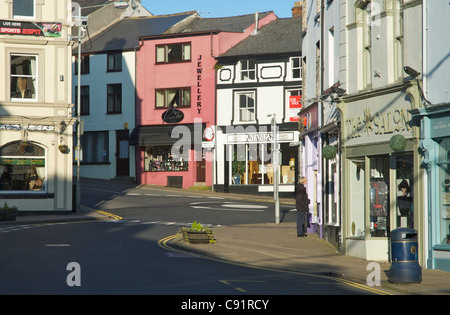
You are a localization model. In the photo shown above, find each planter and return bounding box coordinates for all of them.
[0,209,17,221]
[59,144,69,154]
[186,231,212,244]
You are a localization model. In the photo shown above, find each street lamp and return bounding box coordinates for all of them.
[268,114,280,224]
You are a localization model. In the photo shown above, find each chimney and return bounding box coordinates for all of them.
[292,1,303,18]
[251,12,259,36]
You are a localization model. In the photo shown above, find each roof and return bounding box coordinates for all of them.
[79,12,196,54]
[76,0,113,16]
[174,11,273,34]
[218,17,302,58]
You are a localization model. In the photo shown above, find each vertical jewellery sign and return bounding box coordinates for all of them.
[197,55,203,114]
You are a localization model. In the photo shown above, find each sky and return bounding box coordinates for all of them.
[140,0,295,19]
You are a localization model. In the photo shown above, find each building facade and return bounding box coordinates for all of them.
[214,17,302,197]
[338,0,424,262]
[72,12,192,181]
[411,1,450,271]
[131,12,277,189]
[0,0,74,211]
[301,0,341,242]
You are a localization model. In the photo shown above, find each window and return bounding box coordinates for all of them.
[236,92,256,123]
[156,43,191,63]
[13,0,35,19]
[107,52,122,72]
[11,54,37,101]
[240,60,256,81]
[107,84,122,114]
[144,146,188,172]
[75,55,90,75]
[74,86,90,115]
[155,88,191,108]
[0,141,46,192]
[291,57,302,79]
[79,131,109,164]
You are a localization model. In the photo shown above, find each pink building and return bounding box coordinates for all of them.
[131,12,277,188]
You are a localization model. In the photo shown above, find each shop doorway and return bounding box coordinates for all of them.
[196,157,206,183]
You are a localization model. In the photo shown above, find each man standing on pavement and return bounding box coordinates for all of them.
[295,177,310,237]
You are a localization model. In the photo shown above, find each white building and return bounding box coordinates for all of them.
[214,16,302,197]
[0,0,74,212]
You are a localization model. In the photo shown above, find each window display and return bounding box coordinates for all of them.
[144,145,188,172]
[370,156,390,237]
[0,141,46,192]
[396,154,414,228]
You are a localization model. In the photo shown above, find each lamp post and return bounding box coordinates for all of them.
[268,114,280,224]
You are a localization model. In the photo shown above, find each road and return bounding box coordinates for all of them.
[0,179,381,297]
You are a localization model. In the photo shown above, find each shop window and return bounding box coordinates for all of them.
[349,159,365,237]
[144,145,188,172]
[11,54,37,101]
[0,141,46,192]
[438,138,450,245]
[229,143,295,185]
[155,88,191,108]
[396,154,414,229]
[13,0,35,19]
[369,156,390,237]
[156,43,191,63]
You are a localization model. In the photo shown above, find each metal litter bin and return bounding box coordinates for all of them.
[388,228,422,283]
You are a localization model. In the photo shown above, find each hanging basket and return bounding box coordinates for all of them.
[59,144,70,154]
[389,135,407,152]
[323,145,337,160]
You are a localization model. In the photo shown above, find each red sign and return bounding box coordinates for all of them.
[289,95,302,122]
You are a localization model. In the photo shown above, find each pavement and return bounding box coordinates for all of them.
[2,183,450,295]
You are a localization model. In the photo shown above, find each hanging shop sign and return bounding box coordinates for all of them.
[161,107,184,124]
[0,20,62,37]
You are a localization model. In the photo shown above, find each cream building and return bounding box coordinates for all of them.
[0,0,74,212]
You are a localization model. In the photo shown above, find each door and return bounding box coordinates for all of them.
[116,130,130,177]
[196,157,206,183]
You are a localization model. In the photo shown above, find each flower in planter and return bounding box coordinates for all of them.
[59,144,69,154]
[178,221,216,244]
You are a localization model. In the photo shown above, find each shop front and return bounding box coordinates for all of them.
[215,126,299,197]
[338,83,423,262]
[412,104,450,271]
[130,123,210,189]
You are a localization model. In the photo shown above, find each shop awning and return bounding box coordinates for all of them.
[129,124,205,146]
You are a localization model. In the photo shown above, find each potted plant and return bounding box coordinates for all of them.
[178,221,215,244]
[0,203,18,221]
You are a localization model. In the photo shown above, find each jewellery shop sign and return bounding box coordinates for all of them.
[0,20,62,37]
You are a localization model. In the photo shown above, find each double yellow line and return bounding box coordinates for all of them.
[158,234,394,295]
[95,210,123,221]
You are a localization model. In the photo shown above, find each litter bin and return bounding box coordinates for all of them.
[388,228,422,283]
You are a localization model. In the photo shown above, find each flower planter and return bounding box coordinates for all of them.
[186,231,212,244]
[0,209,17,221]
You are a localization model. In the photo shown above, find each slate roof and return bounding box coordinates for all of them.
[174,11,273,34]
[79,12,196,54]
[76,0,113,16]
[219,17,302,58]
